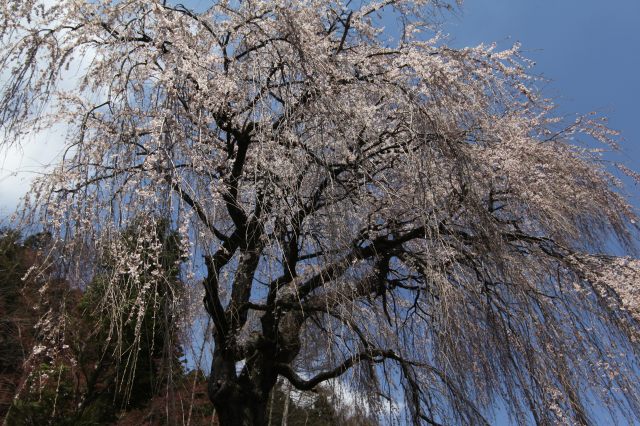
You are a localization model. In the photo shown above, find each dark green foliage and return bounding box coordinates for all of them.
[2,222,188,425]
[70,220,186,419]
[0,229,39,420]
[5,363,104,426]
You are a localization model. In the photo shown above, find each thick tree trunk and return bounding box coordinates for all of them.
[213,393,269,426]
[208,347,277,426]
[206,245,301,426]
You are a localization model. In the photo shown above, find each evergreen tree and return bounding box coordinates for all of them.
[4,222,187,425]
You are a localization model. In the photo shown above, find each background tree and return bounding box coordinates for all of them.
[0,229,40,419]
[65,219,186,422]
[1,223,219,425]
[0,228,85,425]
[1,0,640,424]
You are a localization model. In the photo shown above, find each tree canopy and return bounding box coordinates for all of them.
[1,0,640,424]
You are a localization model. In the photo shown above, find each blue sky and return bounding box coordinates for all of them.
[445,0,640,195]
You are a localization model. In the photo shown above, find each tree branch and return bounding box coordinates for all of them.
[277,348,397,390]
[167,177,229,242]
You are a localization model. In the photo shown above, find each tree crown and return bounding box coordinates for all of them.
[1,1,640,424]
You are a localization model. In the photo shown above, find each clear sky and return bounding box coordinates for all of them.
[2,0,639,215]
[444,0,640,196]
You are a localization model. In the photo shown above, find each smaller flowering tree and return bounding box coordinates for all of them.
[1,0,640,424]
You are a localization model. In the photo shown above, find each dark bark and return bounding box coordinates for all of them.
[205,216,276,425]
[207,264,299,426]
[208,342,278,426]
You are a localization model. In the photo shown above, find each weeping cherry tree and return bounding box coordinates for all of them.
[1,0,640,424]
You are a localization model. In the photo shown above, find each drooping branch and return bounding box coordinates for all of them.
[167,178,230,243]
